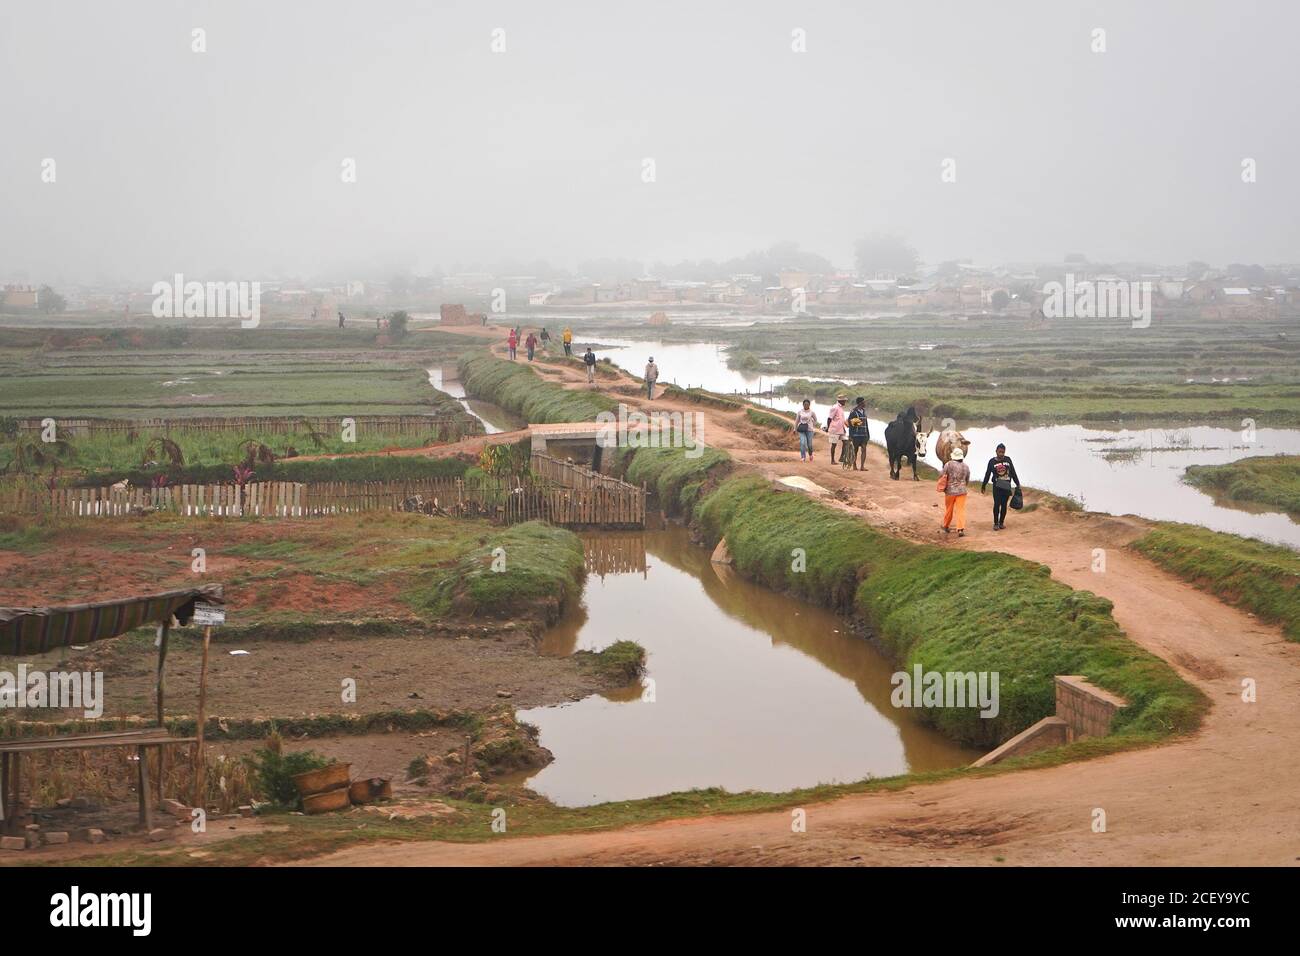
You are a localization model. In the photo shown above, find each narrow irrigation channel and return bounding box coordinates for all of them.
[517,526,979,807]
[429,365,525,434]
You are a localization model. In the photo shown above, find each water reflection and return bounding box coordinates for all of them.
[430,366,525,434]
[520,527,978,807]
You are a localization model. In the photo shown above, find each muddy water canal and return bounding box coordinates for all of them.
[517,527,979,806]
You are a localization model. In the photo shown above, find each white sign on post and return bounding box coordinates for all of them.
[192,602,226,627]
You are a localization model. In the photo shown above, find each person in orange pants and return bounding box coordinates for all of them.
[940,446,971,537]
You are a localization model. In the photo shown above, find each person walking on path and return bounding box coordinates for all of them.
[644,357,659,400]
[525,331,539,361]
[845,396,870,471]
[980,442,1022,530]
[562,326,573,356]
[540,327,551,344]
[793,399,820,461]
[824,394,848,465]
[506,329,518,360]
[583,346,597,385]
[939,446,971,537]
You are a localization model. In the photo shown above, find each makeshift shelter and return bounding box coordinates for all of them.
[0,584,224,835]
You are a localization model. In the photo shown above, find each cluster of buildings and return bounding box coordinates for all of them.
[518,266,1300,319]
[4,263,1297,320]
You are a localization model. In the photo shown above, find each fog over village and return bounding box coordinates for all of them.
[1,0,1297,917]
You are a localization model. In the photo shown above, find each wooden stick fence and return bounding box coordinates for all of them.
[0,469,646,527]
[10,415,478,439]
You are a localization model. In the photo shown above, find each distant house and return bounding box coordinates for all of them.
[1,285,39,310]
[1158,279,1186,301]
[762,287,792,309]
[440,303,486,326]
[528,291,553,307]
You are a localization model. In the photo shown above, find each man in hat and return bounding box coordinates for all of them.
[824,394,849,465]
[644,356,659,400]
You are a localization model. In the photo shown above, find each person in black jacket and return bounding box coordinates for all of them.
[980,443,1021,530]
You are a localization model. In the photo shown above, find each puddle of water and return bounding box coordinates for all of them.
[429,367,524,434]
[591,338,1300,548]
[517,527,979,807]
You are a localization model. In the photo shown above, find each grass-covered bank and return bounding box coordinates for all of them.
[1131,523,1300,641]
[623,444,732,514]
[457,351,617,424]
[1184,455,1300,517]
[422,520,587,622]
[692,474,1204,748]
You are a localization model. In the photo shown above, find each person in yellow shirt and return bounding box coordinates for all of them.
[561,326,573,356]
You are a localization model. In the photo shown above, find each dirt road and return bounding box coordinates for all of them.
[313,339,1300,866]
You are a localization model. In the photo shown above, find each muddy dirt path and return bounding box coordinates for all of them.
[312,335,1300,866]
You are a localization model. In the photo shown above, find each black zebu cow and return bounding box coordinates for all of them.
[884,407,925,480]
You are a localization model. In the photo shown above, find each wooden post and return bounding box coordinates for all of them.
[0,753,8,832]
[137,745,153,830]
[154,620,169,802]
[155,621,169,727]
[7,754,18,833]
[193,625,212,808]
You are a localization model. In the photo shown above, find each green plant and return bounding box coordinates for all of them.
[249,739,333,807]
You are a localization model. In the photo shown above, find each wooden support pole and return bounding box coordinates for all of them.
[0,753,8,832]
[155,621,170,727]
[193,625,212,808]
[154,620,170,806]
[137,745,152,830]
[10,754,19,832]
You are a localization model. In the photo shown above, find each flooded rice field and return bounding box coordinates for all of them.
[517,527,979,807]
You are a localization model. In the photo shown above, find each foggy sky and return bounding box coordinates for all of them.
[1,0,1297,284]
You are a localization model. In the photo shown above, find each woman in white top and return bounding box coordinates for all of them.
[792,399,820,462]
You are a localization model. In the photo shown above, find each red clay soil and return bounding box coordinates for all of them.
[0,518,415,621]
[307,330,1300,867]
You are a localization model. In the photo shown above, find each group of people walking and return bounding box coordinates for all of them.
[793,394,869,470]
[792,396,1024,535]
[937,443,1022,536]
[506,326,575,361]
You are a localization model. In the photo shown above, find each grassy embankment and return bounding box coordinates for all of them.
[1131,523,1300,642]
[615,444,1203,748]
[457,351,617,424]
[696,474,1204,748]
[1183,455,1300,518]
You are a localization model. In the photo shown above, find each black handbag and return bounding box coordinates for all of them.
[1009,488,1024,510]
